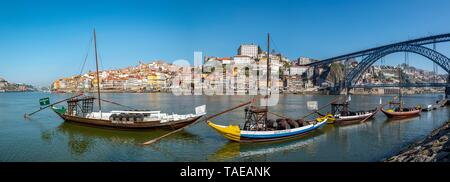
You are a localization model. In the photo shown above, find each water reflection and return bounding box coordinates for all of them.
[150,130,204,155]
[384,117,419,124]
[67,135,93,155]
[334,119,375,130]
[208,128,327,161]
[3,92,448,161]
[57,122,168,143]
[41,121,201,156]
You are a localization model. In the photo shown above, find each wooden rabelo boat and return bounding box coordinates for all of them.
[325,97,378,125]
[207,33,328,142]
[381,101,421,119]
[381,68,421,119]
[207,106,328,142]
[51,97,205,129]
[50,29,206,129]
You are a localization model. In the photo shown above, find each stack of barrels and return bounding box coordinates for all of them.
[266,118,305,130]
[110,113,145,122]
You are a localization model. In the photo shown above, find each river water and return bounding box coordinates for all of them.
[0,92,448,162]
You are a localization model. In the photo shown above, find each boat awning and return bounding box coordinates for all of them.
[111,110,161,114]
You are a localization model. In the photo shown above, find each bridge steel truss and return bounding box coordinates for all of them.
[349,83,450,89]
[305,33,450,67]
[346,44,450,87]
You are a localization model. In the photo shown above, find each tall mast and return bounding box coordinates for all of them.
[266,33,270,112]
[398,67,403,111]
[93,29,102,112]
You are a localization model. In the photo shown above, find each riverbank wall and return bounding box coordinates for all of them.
[384,120,450,162]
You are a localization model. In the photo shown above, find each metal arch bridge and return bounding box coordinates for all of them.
[301,33,450,88]
[347,44,450,87]
[349,83,450,89]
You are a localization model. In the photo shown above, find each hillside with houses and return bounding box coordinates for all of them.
[51,44,448,95]
[0,77,36,92]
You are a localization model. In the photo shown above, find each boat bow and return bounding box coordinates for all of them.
[207,118,328,143]
[207,121,241,142]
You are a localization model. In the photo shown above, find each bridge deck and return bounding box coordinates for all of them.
[349,83,450,88]
[304,33,450,66]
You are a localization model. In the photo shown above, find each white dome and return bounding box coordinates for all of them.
[0,77,5,82]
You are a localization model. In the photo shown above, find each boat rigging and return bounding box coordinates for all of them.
[321,95,378,125]
[207,33,329,142]
[26,29,207,130]
[381,67,421,119]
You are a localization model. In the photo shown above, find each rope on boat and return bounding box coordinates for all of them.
[142,100,254,146]
[99,99,138,110]
[359,113,374,123]
[267,111,291,119]
[203,100,254,122]
[359,107,378,123]
[301,95,341,119]
[24,93,84,118]
[358,103,386,123]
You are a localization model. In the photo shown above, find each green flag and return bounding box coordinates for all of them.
[39,97,50,106]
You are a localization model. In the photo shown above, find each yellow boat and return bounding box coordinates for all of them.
[207,33,329,143]
[207,115,330,143]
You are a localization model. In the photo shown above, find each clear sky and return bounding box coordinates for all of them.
[1,0,450,87]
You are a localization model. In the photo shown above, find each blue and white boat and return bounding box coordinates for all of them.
[207,117,328,142]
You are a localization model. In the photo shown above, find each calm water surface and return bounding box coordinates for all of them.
[0,92,448,162]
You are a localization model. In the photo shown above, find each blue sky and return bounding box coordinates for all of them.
[1,0,450,87]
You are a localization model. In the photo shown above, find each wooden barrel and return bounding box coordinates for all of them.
[267,119,276,129]
[277,119,290,130]
[295,119,304,127]
[286,118,299,128]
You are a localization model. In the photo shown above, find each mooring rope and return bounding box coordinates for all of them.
[301,95,341,119]
[267,111,291,119]
[99,99,138,110]
[143,99,254,145]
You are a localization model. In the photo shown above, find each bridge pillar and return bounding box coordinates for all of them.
[344,80,351,95]
[446,76,450,99]
[446,87,450,99]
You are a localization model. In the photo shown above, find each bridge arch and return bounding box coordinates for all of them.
[346,44,450,87]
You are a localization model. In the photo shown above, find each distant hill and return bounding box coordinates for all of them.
[0,77,36,92]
